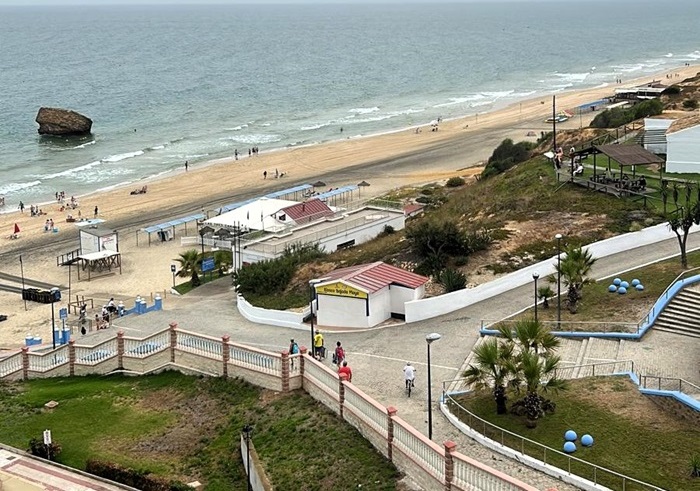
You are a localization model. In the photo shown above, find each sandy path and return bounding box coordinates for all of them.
[0,64,698,348]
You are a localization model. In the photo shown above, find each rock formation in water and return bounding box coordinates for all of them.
[35,107,93,136]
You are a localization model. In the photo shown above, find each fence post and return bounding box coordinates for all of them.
[339,373,348,418]
[387,406,397,461]
[117,331,125,370]
[281,350,290,392]
[68,340,75,376]
[222,335,230,378]
[169,322,178,363]
[21,347,29,381]
[443,441,457,490]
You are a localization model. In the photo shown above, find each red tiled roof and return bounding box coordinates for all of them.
[281,198,333,223]
[404,204,425,216]
[320,261,428,293]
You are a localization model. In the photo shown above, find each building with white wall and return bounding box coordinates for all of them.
[313,262,428,329]
[643,117,675,154]
[665,116,700,174]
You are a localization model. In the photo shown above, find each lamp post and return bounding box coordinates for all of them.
[532,272,539,323]
[242,424,253,491]
[308,278,327,355]
[555,233,563,325]
[50,287,60,350]
[426,332,442,440]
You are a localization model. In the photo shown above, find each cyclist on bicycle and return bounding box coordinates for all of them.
[403,362,416,390]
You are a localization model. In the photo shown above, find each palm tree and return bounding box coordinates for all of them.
[498,319,560,355]
[463,338,518,414]
[213,250,233,277]
[175,249,201,287]
[554,245,596,313]
[511,350,568,427]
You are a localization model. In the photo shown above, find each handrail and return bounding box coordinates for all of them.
[444,393,666,491]
[640,375,700,394]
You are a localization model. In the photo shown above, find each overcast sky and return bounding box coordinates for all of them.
[0,0,637,5]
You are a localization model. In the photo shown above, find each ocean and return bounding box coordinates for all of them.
[1,1,699,209]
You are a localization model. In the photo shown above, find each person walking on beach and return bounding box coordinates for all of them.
[263,170,267,180]
[94,206,98,218]
[234,149,239,160]
[18,201,24,213]
[185,160,189,172]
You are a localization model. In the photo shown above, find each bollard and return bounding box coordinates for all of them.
[154,294,162,311]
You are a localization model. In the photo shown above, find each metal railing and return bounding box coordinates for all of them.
[481,318,639,334]
[444,393,666,491]
[639,375,700,396]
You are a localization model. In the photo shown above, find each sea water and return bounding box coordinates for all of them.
[1,1,699,207]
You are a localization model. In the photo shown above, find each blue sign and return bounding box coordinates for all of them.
[59,308,68,320]
[201,257,215,273]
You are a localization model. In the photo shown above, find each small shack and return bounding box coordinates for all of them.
[313,262,428,329]
[80,227,119,255]
[666,115,700,174]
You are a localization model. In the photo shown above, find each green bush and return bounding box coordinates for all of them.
[406,220,467,259]
[481,139,534,179]
[438,268,467,292]
[446,176,466,187]
[382,225,395,235]
[590,99,663,128]
[420,188,434,195]
[28,437,61,460]
[464,229,493,253]
[683,99,698,110]
[664,85,681,95]
[86,460,189,491]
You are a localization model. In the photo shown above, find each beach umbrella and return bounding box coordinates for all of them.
[312,180,326,188]
[357,180,370,197]
[13,223,20,235]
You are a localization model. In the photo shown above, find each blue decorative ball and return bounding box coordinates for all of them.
[613,278,622,286]
[563,441,577,453]
[608,285,617,292]
[620,281,629,289]
[636,284,644,291]
[618,287,627,294]
[581,434,594,447]
[564,430,577,441]
[631,279,640,287]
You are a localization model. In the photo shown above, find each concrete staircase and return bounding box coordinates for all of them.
[653,288,700,338]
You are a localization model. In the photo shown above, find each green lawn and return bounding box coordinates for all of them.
[0,372,400,491]
[452,377,700,491]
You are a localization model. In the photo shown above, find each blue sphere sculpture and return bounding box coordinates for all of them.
[631,279,640,287]
[620,281,630,289]
[563,441,577,453]
[636,284,644,291]
[618,286,627,294]
[608,285,617,292]
[581,434,594,447]
[564,430,577,442]
[613,278,622,286]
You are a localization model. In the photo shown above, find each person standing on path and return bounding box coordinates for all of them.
[185,160,188,172]
[313,330,324,360]
[338,361,352,382]
[333,341,345,366]
[18,201,24,213]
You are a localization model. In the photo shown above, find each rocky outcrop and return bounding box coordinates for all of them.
[35,107,92,136]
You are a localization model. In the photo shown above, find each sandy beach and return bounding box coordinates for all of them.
[1,64,698,349]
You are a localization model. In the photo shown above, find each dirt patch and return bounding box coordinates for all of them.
[572,378,685,431]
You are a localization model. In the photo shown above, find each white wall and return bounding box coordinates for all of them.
[80,231,118,254]
[390,285,419,315]
[666,125,700,174]
[368,287,391,327]
[643,118,673,154]
[236,294,309,330]
[319,214,405,254]
[317,294,369,328]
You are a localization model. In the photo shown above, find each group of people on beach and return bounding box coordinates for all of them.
[263,169,286,179]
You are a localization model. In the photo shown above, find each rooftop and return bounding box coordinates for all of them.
[320,261,428,293]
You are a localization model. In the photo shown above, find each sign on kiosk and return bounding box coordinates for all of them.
[316,281,367,299]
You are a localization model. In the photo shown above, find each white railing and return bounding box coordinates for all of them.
[228,342,280,375]
[392,418,444,481]
[176,331,223,359]
[124,330,170,358]
[289,353,302,375]
[0,352,23,377]
[181,236,232,248]
[74,338,118,365]
[304,358,340,397]
[452,454,531,491]
[27,346,69,372]
[343,384,388,437]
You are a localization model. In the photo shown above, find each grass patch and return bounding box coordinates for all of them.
[452,377,700,491]
[174,271,225,295]
[0,372,400,490]
[243,292,308,310]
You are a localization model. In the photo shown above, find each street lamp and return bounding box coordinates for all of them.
[50,287,61,350]
[308,278,327,356]
[532,272,540,323]
[555,234,563,325]
[242,424,253,491]
[170,264,177,288]
[426,332,442,440]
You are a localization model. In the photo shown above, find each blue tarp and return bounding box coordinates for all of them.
[314,185,358,201]
[142,213,206,234]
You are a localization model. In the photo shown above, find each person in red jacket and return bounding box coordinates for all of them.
[338,361,352,382]
[333,341,345,366]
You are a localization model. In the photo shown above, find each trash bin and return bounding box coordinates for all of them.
[53,329,61,346]
[33,336,42,345]
[25,335,33,347]
[61,329,71,345]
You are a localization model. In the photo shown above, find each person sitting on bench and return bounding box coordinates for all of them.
[573,163,584,176]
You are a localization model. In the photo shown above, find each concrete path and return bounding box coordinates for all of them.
[78,230,700,491]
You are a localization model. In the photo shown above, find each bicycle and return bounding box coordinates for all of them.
[405,377,415,397]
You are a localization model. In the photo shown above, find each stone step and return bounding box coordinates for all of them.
[555,337,584,365]
[574,338,592,379]
[662,302,700,318]
[656,313,700,332]
[582,337,620,364]
[653,324,700,339]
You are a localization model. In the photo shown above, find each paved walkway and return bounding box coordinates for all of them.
[78,230,700,491]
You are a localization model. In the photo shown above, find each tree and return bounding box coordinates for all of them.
[538,286,554,309]
[463,339,518,414]
[498,319,560,355]
[554,245,597,313]
[668,201,700,269]
[175,249,201,287]
[510,350,567,427]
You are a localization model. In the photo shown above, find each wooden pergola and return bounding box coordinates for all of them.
[572,144,664,181]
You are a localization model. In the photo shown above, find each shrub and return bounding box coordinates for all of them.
[382,225,395,235]
[663,85,681,95]
[690,454,700,478]
[481,139,534,179]
[28,437,61,460]
[438,268,467,292]
[683,99,698,110]
[415,252,449,276]
[446,176,466,187]
[590,99,663,128]
[86,459,190,491]
[464,229,493,254]
[420,188,434,195]
[406,220,467,259]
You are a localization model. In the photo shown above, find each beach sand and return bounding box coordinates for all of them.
[1,65,698,349]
